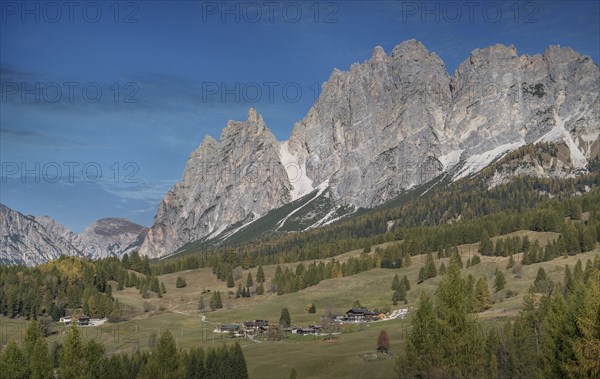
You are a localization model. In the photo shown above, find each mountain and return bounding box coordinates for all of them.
[138,109,292,258]
[141,40,599,258]
[0,204,81,265]
[0,204,148,265]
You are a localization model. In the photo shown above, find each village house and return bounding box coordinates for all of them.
[218,323,241,334]
[243,320,269,333]
[342,308,381,322]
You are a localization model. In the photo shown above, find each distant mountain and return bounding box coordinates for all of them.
[139,40,599,258]
[0,204,147,265]
[0,204,81,265]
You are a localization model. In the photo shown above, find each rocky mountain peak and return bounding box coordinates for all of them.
[140,108,292,258]
[139,40,598,258]
[1,204,147,265]
[468,43,518,66]
[371,46,386,62]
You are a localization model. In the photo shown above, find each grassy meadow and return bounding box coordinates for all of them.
[1,229,598,378]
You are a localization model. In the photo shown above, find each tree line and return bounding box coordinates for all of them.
[0,321,248,379]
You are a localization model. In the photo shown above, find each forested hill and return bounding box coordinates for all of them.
[150,162,599,276]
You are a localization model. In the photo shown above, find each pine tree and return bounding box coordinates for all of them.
[479,230,494,255]
[210,291,223,310]
[534,267,551,293]
[402,275,411,291]
[256,283,265,295]
[236,282,242,298]
[279,308,291,327]
[396,292,441,376]
[507,254,515,269]
[204,348,219,378]
[484,328,500,378]
[30,337,52,379]
[393,281,407,305]
[25,320,53,379]
[425,253,437,278]
[450,249,463,268]
[439,262,446,275]
[59,322,85,379]
[435,263,484,376]
[155,330,179,379]
[391,274,401,291]
[570,269,600,377]
[0,340,28,379]
[494,270,506,292]
[84,339,105,375]
[229,343,249,379]
[540,291,575,378]
[226,271,235,288]
[176,276,187,288]
[246,272,254,287]
[475,277,491,311]
[256,265,265,283]
[417,267,426,284]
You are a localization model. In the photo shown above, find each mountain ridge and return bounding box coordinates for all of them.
[0,204,147,265]
[140,40,599,258]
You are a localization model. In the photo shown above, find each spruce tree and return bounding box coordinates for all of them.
[391,274,401,291]
[246,272,254,287]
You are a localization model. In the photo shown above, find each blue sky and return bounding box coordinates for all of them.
[1,0,599,232]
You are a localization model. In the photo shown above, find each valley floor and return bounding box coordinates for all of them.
[1,230,598,378]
